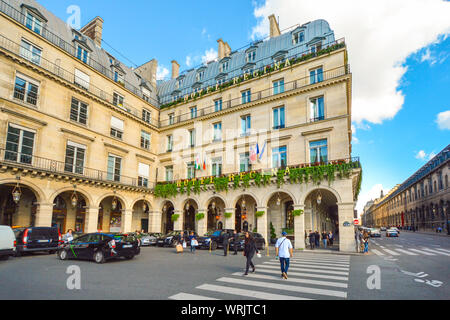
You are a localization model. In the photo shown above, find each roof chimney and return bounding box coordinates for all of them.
[268,14,281,38]
[217,39,226,60]
[380,190,384,198]
[135,59,158,89]
[224,42,231,57]
[171,60,180,79]
[80,16,103,47]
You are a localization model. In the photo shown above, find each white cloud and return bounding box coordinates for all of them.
[186,55,192,67]
[351,124,359,144]
[428,152,436,160]
[201,48,218,64]
[356,184,388,216]
[436,110,450,130]
[420,48,436,65]
[156,65,169,81]
[251,0,450,125]
[415,150,427,160]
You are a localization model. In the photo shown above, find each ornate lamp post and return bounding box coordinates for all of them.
[11,176,22,204]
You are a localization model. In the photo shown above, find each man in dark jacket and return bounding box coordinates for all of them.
[308,230,315,249]
[315,231,320,248]
[232,230,239,255]
[223,232,229,256]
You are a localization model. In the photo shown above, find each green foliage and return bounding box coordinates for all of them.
[224,212,232,219]
[171,214,180,222]
[292,209,304,216]
[195,213,205,221]
[282,228,294,235]
[255,211,265,218]
[269,222,276,239]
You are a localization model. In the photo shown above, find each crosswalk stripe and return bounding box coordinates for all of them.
[258,264,348,275]
[296,255,350,260]
[371,249,385,256]
[263,261,349,271]
[421,248,450,256]
[290,257,350,262]
[395,245,404,248]
[231,272,348,288]
[216,277,347,298]
[393,249,418,256]
[382,249,401,256]
[169,292,219,300]
[435,248,450,253]
[254,266,349,281]
[408,249,436,256]
[196,283,311,300]
[281,259,350,266]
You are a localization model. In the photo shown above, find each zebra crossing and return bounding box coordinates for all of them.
[370,244,450,257]
[169,253,351,300]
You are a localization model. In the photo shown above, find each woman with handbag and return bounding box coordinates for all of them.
[189,231,197,254]
[243,232,259,275]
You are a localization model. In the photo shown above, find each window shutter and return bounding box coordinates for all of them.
[138,163,149,177]
[110,116,124,130]
[74,69,90,89]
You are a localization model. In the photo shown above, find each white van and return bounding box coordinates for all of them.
[0,225,16,260]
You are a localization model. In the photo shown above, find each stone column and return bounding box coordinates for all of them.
[338,202,356,252]
[196,209,207,236]
[224,208,235,230]
[85,207,99,233]
[148,211,161,233]
[173,210,183,231]
[304,207,312,233]
[35,203,53,227]
[256,206,268,245]
[293,204,305,249]
[121,209,133,233]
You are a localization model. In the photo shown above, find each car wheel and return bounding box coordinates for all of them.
[211,241,218,250]
[49,250,56,255]
[58,249,68,260]
[93,250,105,264]
[14,251,21,257]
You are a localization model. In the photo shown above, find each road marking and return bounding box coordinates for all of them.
[395,245,404,248]
[408,249,436,256]
[169,292,219,300]
[394,249,418,256]
[197,283,310,300]
[232,272,348,288]
[382,249,401,256]
[258,264,348,275]
[285,259,350,266]
[216,277,347,298]
[421,248,450,256]
[435,248,450,253]
[371,249,385,256]
[254,266,349,281]
[263,261,349,271]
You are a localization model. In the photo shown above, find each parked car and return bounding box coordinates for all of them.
[57,232,140,263]
[380,227,387,231]
[197,229,236,250]
[0,225,16,260]
[234,232,267,251]
[157,230,197,247]
[141,233,162,246]
[13,227,61,256]
[390,227,400,234]
[386,228,399,237]
[369,228,381,237]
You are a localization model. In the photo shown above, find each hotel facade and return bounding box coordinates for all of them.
[0,0,361,251]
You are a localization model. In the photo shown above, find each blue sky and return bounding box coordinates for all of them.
[40,0,450,214]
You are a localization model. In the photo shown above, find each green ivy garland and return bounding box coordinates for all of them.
[171,214,180,222]
[292,209,304,216]
[224,212,232,219]
[195,213,205,221]
[255,211,265,218]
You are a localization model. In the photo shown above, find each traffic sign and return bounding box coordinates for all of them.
[353,219,359,225]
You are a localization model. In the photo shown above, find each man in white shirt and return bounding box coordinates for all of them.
[275,231,293,279]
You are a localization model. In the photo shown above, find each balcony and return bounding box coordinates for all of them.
[0,148,152,190]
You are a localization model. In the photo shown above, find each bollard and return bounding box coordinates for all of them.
[209,239,211,253]
[227,243,229,255]
[266,240,269,257]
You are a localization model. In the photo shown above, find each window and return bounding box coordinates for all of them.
[25,12,43,35]
[190,106,197,119]
[5,124,35,164]
[310,139,328,164]
[110,116,124,139]
[70,98,88,125]
[212,157,222,177]
[13,75,39,106]
[76,45,89,64]
[113,92,125,109]
[107,154,122,182]
[272,146,287,168]
[292,31,305,44]
[220,61,229,72]
[311,42,322,53]
[177,79,183,88]
[64,141,86,174]
[196,71,204,82]
[273,106,285,129]
[142,109,152,124]
[310,96,325,122]
[143,94,150,102]
[241,90,251,104]
[189,129,195,147]
[168,113,174,125]
[165,166,173,182]
[187,161,196,179]
[214,99,223,112]
[241,115,251,136]
[310,67,323,84]
[141,130,151,150]
[273,79,284,95]
[246,50,256,62]
[20,39,41,65]
[438,172,443,190]
[240,152,251,172]
[74,69,90,90]
[213,122,222,141]
[114,71,124,84]
[138,163,150,187]
[167,135,173,152]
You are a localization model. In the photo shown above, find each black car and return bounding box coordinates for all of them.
[197,229,241,250]
[234,232,266,251]
[157,230,197,247]
[57,232,140,263]
[13,227,61,256]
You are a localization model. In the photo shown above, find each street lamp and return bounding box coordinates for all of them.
[317,190,322,205]
[11,176,21,204]
[276,192,281,206]
[71,185,78,207]
[111,191,118,211]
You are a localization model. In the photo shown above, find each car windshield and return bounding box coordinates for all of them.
[13,227,25,237]
[212,231,222,237]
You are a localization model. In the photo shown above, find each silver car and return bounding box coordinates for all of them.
[140,233,162,246]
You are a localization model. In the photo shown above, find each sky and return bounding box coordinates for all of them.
[40,0,450,215]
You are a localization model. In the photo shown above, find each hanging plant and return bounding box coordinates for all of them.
[224,212,232,219]
[171,214,180,222]
[233,175,241,189]
[195,213,205,221]
[292,209,304,217]
[242,173,251,188]
[255,211,265,218]
[254,172,262,186]
[276,169,285,187]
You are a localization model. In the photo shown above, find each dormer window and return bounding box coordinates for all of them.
[76,45,89,63]
[292,31,305,45]
[220,61,229,73]
[311,42,322,53]
[25,11,43,35]
[196,70,205,82]
[114,71,124,84]
[246,50,256,62]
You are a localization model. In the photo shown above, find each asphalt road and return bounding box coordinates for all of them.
[0,232,448,300]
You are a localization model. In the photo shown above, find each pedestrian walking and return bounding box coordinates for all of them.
[189,232,197,253]
[223,231,229,256]
[314,230,320,248]
[308,230,315,249]
[178,231,186,251]
[275,231,293,279]
[63,229,74,242]
[243,232,259,275]
[232,230,239,255]
[328,231,334,246]
[321,231,328,249]
[363,231,369,254]
[243,221,249,232]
